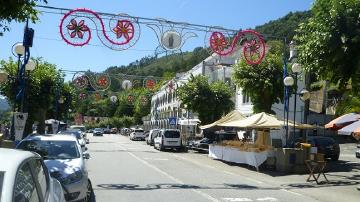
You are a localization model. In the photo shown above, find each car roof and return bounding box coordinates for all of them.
[23,134,78,142]
[0,148,38,172]
[161,129,180,132]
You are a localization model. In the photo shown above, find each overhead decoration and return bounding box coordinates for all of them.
[206,29,266,65]
[79,93,87,100]
[140,96,148,106]
[86,73,111,91]
[127,94,134,104]
[147,19,197,56]
[132,79,141,88]
[144,77,156,90]
[72,72,89,89]
[165,80,177,94]
[122,79,132,90]
[110,95,118,103]
[60,8,141,50]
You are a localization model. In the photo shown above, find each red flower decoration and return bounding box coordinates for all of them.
[244,39,261,56]
[210,32,229,53]
[67,19,89,39]
[97,76,108,87]
[145,79,156,90]
[112,20,134,43]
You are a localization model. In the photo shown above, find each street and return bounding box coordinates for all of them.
[85,134,360,202]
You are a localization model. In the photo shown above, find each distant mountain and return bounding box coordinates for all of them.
[255,11,311,41]
[0,97,10,111]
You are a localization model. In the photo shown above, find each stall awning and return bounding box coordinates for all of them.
[218,112,316,129]
[200,110,245,130]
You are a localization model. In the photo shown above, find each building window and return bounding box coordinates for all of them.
[242,90,250,104]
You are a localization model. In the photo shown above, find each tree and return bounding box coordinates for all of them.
[177,75,234,124]
[0,0,47,36]
[0,58,67,135]
[295,0,360,94]
[232,41,284,114]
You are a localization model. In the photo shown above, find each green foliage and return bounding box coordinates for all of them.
[255,11,311,40]
[335,92,360,116]
[295,0,360,93]
[105,47,210,79]
[177,75,234,124]
[0,57,70,134]
[85,116,135,129]
[0,0,47,36]
[233,41,284,114]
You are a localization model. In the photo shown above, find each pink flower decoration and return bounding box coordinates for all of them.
[112,20,134,42]
[67,19,89,39]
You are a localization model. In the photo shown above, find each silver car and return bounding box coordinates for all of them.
[17,134,93,202]
[0,148,65,202]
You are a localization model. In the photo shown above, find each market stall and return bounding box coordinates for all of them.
[208,112,315,171]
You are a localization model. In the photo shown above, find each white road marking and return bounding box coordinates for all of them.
[143,157,169,161]
[280,188,303,196]
[173,154,263,184]
[223,198,252,201]
[256,197,278,201]
[118,144,220,202]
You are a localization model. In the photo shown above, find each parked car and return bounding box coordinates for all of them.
[0,148,65,202]
[111,128,118,134]
[16,134,93,202]
[189,137,214,152]
[356,141,360,158]
[146,129,160,145]
[307,136,340,161]
[70,125,88,142]
[129,128,145,140]
[93,128,104,136]
[154,129,182,151]
[58,129,88,151]
[103,128,112,134]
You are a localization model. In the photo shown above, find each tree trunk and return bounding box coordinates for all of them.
[37,108,47,134]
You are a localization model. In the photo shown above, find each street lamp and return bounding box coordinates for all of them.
[283,41,310,146]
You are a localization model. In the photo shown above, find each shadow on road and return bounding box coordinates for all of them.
[90,149,159,153]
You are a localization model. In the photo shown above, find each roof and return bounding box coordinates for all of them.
[0,148,38,172]
[200,110,245,129]
[23,134,78,142]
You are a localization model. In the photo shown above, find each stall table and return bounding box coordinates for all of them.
[209,144,269,171]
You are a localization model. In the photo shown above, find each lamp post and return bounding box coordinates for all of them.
[283,42,310,146]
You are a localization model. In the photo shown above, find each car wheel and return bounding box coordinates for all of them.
[84,179,94,202]
[159,144,164,151]
[331,155,339,161]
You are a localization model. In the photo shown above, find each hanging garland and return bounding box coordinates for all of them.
[72,72,89,89]
[79,92,87,100]
[206,29,266,65]
[127,94,134,104]
[60,8,141,50]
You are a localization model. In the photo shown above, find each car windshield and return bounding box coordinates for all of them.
[18,140,80,159]
[59,130,82,139]
[164,131,180,138]
[0,172,3,200]
[135,130,144,133]
[71,126,85,132]
[94,128,102,131]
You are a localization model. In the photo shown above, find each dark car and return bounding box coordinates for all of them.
[356,141,360,158]
[190,137,214,152]
[307,136,340,161]
[103,128,111,134]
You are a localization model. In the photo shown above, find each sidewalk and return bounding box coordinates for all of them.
[181,150,360,202]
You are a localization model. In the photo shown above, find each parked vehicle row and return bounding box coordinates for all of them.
[0,124,94,202]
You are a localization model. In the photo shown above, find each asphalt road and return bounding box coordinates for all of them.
[86,134,335,202]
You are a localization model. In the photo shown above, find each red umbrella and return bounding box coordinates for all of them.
[325,113,360,130]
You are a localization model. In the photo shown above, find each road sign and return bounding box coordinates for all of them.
[169,117,177,125]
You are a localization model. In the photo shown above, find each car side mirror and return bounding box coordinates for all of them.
[83,153,90,159]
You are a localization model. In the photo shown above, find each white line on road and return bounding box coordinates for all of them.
[223,198,252,201]
[143,157,169,161]
[173,154,263,184]
[118,145,221,202]
[280,188,302,196]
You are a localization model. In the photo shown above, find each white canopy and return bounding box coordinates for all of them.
[200,110,245,129]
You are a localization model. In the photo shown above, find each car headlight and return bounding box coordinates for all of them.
[61,170,83,185]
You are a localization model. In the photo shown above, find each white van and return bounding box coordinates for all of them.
[129,128,145,140]
[154,129,182,151]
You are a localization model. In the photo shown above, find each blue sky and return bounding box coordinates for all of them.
[0,0,314,80]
